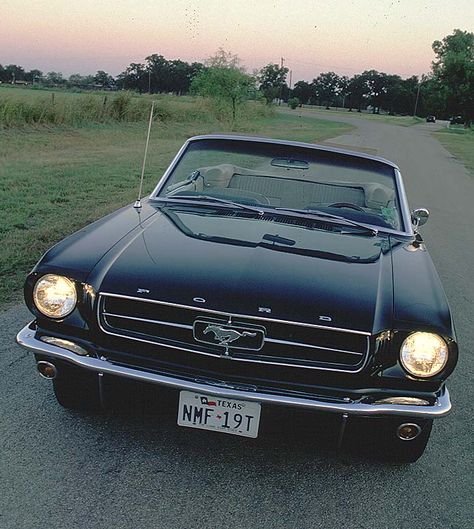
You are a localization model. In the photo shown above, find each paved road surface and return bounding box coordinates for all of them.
[1,112,473,529]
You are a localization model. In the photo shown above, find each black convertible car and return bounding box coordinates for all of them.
[17,135,458,463]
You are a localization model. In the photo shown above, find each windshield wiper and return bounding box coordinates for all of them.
[273,206,379,236]
[153,194,266,215]
[164,170,202,193]
[154,196,378,235]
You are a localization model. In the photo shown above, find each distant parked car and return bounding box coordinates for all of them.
[426,115,436,123]
[449,116,464,125]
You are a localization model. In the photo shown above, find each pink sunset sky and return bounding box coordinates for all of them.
[2,0,473,82]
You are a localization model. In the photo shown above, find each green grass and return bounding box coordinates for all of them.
[0,85,90,96]
[434,126,474,176]
[0,86,219,128]
[246,112,355,142]
[0,107,353,306]
[291,106,424,127]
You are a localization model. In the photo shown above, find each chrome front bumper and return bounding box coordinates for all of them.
[16,323,452,418]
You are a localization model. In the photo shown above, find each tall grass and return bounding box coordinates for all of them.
[0,91,205,128]
[0,90,272,129]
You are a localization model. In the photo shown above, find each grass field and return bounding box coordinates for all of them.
[0,99,354,307]
[293,105,424,127]
[0,85,219,128]
[294,106,425,127]
[434,126,474,176]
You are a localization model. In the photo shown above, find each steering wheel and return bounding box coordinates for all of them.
[327,202,365,212]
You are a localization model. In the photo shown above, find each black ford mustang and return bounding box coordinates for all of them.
[17,135,458,463]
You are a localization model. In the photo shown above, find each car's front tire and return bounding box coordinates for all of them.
[52,362,101,413]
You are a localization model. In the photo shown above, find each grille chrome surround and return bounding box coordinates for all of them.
[98,293,371,373]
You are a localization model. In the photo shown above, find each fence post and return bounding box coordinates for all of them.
[102,95,108,121]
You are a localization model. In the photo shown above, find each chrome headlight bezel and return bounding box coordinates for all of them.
[32,274,77,319]
[400,331,449,378]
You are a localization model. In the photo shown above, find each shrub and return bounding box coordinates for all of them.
[288,97,300,110]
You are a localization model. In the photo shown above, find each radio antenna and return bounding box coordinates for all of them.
[134,100,155,209]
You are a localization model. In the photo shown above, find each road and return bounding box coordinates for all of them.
[2,112,473,529]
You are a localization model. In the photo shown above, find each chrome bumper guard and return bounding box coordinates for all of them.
[16,323,451,418]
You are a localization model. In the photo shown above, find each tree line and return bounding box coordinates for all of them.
[1,29,472,123]
[0,66,115,89]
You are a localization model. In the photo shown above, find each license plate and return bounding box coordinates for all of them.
[177,391,261,438]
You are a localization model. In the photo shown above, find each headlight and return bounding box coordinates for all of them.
[33,274,77,318]
[400,332,448,378]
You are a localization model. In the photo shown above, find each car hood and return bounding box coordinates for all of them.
[88,207,394,333]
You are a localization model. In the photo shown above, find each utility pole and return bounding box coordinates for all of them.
[289,70,293,90]
[413,82,421,117]
[413,74,425,117]
[148,69,151,94]
[279,57,285,105]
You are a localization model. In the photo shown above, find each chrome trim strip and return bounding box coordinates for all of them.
[103,312,194,331]
[265,337,365,356]
[104,311,363,357]
[98,317,368,373]
[100,292,371,336]
[17,323,451,418]
[394,168,415,237]
[149,140,190,199]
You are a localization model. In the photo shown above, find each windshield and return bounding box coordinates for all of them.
[155,138,403,231]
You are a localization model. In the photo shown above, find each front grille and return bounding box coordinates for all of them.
[98,294,370,373]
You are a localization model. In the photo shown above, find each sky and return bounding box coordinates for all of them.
[1,0,473,82]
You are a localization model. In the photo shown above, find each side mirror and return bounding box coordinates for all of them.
[411,208,429,229]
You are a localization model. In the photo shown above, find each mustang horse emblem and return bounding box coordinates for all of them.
[203,324,257,346]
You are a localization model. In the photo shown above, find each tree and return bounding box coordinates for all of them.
[45,71,65,86]
[346,75,368,112]
[312,72,340,109]
[3,64,25,83]
[396,75,419,115]
[432,29,474,124]
[25,69,43,83]
[145,54,169,93]
[205,48,242,70]
[166,59,202,94]
[94,70,114,88]
[116,62,147,92]
[191,50,255,124]
[381,74,403,114]
[68,73,86,87]
[117,55,204,94]
[420,76,447,118]
[291,81,312,105]
[337,75,350,108]
[257,63,289,104]
[362,70,390,113]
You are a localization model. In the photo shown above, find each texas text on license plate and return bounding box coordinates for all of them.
[177,391,261,438]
